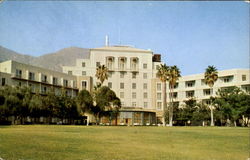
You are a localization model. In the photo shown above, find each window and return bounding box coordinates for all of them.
[174,83,179,89]
[242,75,246,81]
[143,63,147,69]
[96,62,100,67]
[224,78,229,83]
[173,92,178,98]
[82,81,87,89]
[63,79,68,87]
[132,72,137,79]
[1,78,5,86]
[222,76,233,83]
[82,62,85,67]
[119,57,126,70]
[108,82,112,88]
[120,92,124,98]
[143,73,147,79]
[203,89,211,96]
[132,102,136,107]
[186,91,195,98]
[41,74,47,83]
[157,102,162,110]
[68,71,72,75]
[19,82,22,87]
[132,83,136,89]
[131,57,138,70]
[186,81,195,87]
[15,69,22,78]
[106,57,114,70]
[170,92,178,99]
[143,92,148,99]
[157,93,161,100]
[132,92,136,99]
[120,72,125,78]
[157,83,161,91]
[82,71,86,76]
[41,86,47,94]
[144,102,148,108]
[204,100,211,105]
[143,83,147,89]
[120,83,124,89]
[53,77,58,85]
[29,72,35,81]
[73,81,76,88]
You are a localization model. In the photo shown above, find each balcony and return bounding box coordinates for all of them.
[130,57,139,72]
[118,57,127,71]
[106,56,115,71]
[11,73,23,79]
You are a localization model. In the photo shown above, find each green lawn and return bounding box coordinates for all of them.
[0,125,248,160]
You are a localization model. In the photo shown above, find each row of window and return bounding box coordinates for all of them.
[15,69,76,88]
[108,82,148,89]
[82,61,149,69]
[121,102,149,108]
[107,72,149,79]
[119,92,148,99]
[156,75,247,90]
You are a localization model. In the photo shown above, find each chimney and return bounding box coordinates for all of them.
[105,35,109,46]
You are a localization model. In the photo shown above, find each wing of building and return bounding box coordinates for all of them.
[0,45,249,125]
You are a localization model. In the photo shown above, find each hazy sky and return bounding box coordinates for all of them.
[0,1,249,75]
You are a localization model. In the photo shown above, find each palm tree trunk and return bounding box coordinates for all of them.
[115,115,118,126]
[169,86,173,126]
[162,82,167,126]
[210,106,214,126]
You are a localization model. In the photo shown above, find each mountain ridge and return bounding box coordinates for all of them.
[0,45,90,72]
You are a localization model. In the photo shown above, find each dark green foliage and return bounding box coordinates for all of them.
[212,86,250,126]
[93,86,121,125]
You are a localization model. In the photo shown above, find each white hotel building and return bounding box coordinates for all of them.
[0,45,249,125]
[62,45,250,125]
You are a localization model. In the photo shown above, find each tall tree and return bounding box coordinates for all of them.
[168,65,181,126]
[29,93,43,123]
[95,65,108,85]
[156,64,170,126]
[76,89,93,125]
[213,87,250,127]
[43,90,59,124]
[204,65,218,126]
[94,86,121,125]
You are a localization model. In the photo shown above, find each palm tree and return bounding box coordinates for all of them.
[156,64,170,126]
[204,65,218,126]
[95,65,108,85]
[168,65,181,126]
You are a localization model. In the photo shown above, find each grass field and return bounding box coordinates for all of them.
[0,125,249,160]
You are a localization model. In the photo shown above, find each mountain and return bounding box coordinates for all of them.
[0,46,35,64]
[0,46,90,72]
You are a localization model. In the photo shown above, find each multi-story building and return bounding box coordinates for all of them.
[63,45,162,125]
[0,46,249,125]
[152,69,250,114]
[0,60,80,96]
[62,45,250,125]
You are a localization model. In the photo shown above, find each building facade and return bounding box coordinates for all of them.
[0,60,81,96]
[62,45,250,125]
[62,45,162,125]
[0,46,249,125]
